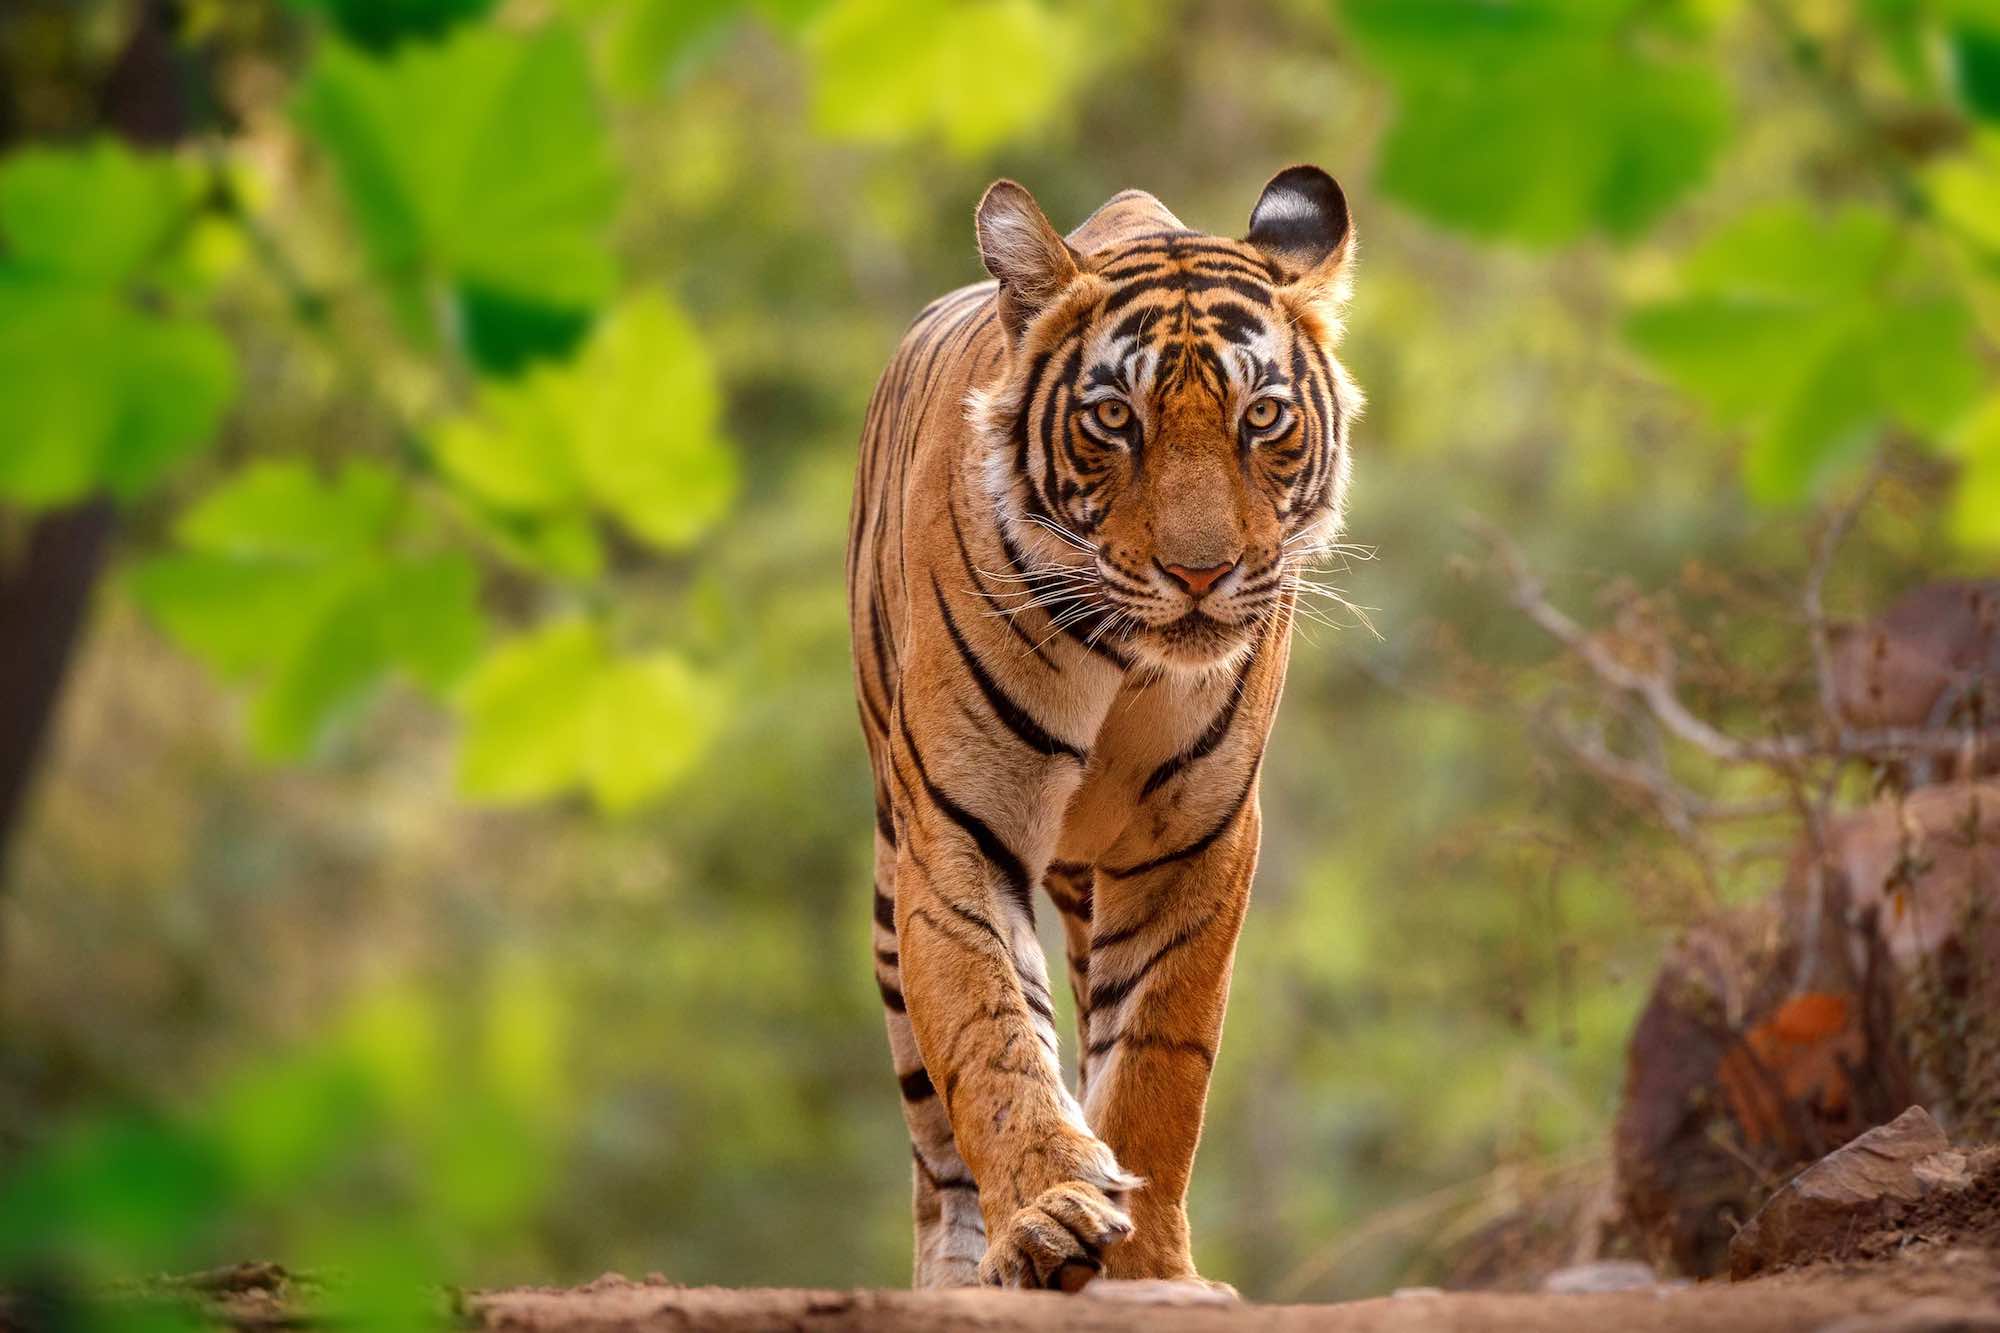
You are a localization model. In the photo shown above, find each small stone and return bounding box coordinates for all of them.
[1390,1286,1444,1299]
[1730,1106,1968,1280]
[1542,1260,1661,1294]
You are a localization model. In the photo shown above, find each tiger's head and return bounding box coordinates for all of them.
[967,167,1362,674]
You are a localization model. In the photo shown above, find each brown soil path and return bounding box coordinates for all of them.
[466,1253,2000,1333]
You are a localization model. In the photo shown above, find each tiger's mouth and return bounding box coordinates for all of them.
[1127,608,1258,668]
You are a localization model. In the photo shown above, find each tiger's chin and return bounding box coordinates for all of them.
[1124,610,1258,674]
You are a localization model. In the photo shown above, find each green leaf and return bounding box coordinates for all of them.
[0,141,235,510]
[287,0,500,52]
[567,295,735,549]
[248,555,485,757]
[293,24,620,340]
[457,618,719,812]
[127,555,345,678]
[1339,0,1729,245]
[1930,131,2000,254]
[1948,393,2000,548]
[1954,20,2000,120]
[805,0,1092,156]
[455,619,598,802]
[130,462,487,758]
[174,458,399,560]
[0,139,200,282]
[457,284,596,377]
[430,293,737,565]
[1626,204,1985,503]
[0,281,237,508]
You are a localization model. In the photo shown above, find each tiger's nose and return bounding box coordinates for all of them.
[1161,559,1237,597]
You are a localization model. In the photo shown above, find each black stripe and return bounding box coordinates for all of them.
[932,575,1085,762]
[1104,757,1261,881]
[866,598,897,725]
[895,709,1033,918]
[873,888,896,931]
[1140,651,1255,798]
[1091,1033,1216,1067]
[1043,877,1091,918]
[899,1067,936,1101]
[1037,343,1084,524]
[878,978,907,1012]
[1088,906,1221,1013]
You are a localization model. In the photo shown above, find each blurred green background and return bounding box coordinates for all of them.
[3,0,1999,1319]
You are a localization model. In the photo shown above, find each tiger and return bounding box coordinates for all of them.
[845,166,1361,1293]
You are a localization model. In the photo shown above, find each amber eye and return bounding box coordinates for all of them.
[1244,397,1283,431]
[1092,399,1132,432]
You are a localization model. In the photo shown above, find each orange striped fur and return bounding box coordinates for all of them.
[847,168,1360,1291]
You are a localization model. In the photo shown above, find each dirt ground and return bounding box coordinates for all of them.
[22,1146,1998,1332]
[460,1254,2000,1333]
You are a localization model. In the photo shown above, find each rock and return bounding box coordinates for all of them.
[1730,1107,1971,1279]
[1541,1260,1663,1293]
[1615,781,2000,1276]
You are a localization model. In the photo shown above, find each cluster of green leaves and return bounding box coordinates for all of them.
[0,0,749,807]
[1337,0,2000,542]
[0,142,236,508]
[0,0,1129,808]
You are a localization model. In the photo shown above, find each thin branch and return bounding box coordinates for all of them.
[1466,514,2000,765]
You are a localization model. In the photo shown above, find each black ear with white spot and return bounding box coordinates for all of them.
[976,179,1082,342]
[1246,165,1352,282]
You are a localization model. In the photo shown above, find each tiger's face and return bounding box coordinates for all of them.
[970,168,1361,673]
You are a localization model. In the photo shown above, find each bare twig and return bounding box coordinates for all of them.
[1464,514,2000,765]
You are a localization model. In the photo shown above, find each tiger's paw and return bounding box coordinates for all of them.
[976,1181,1134,1291]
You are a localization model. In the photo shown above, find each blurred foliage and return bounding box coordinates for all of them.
[2,0,1999,1318]
[0,141,235,507]
[1339,0,1731,244]
[1627,203,1982,501]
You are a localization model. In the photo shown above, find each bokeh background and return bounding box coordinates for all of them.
[3,0,1999,1318]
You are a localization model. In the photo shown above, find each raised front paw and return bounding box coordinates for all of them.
[977,1180,1134,1291]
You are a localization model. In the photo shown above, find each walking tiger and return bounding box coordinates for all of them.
[846,166,1361,1292]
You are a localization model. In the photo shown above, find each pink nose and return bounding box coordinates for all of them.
[1161,561,1236,596]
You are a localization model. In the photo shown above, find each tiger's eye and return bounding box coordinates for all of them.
[1093,399,1132,431]
[1245,398,1281,430]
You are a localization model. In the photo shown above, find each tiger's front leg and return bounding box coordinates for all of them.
[888,697,1138,1290]
[1082,802,1258,1286]
[1060,630,1288,1288]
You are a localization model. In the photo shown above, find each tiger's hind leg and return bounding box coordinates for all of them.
[872,829,985,1287]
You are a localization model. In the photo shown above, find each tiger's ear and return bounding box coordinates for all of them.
[1246,165,1353,293]
[976,180,1082,343]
